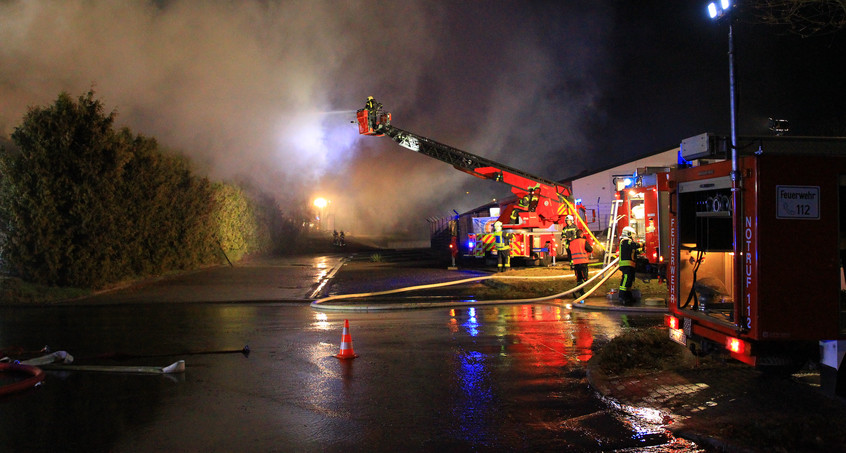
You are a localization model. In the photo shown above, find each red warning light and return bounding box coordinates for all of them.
[664,315,679,330]
[726,337,745,354]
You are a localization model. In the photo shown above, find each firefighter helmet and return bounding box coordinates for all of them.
[565,215,574,223]
[622,226,636,238]
[494,221,503,231]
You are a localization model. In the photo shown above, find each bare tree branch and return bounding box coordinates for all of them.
[745,0,846,36]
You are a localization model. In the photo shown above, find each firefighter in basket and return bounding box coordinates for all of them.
[617,226,643,306]
[493,221,511,272]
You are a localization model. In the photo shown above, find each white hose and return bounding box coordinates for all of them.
[310,257,620,311]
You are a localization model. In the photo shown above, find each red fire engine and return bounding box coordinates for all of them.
[356,98,600,265]
[611,167,672,280]
[665,134,846,384]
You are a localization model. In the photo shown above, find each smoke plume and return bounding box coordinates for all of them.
[0,0,612,239]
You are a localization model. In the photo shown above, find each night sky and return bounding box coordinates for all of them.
[1,1,843,239]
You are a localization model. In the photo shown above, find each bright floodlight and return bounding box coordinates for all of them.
[313,197,328,209]
[708,1,731,19]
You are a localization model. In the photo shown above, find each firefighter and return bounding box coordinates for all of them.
[493,221,511,272]
[527,187,540,211]
[365,96,377,110]
[618,226,643,306]
[509,194,531,224]
[561,215,578,260]
[568,228,592,299]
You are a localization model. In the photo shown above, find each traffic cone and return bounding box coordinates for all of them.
[335,319,358,359]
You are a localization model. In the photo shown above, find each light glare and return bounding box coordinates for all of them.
[708,1,730,19]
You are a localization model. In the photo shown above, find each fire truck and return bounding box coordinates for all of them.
[665,134,846,384]
[610,167,672,280]
[356,98,600,265]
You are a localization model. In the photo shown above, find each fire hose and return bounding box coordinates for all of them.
[0,362,45,396]
[310,258,620,311]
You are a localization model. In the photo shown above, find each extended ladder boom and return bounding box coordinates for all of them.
[383,125,568,198]
[355,97,597,243]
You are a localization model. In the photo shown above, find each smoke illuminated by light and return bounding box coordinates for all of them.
[0,0,612,239]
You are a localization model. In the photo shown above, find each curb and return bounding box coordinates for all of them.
[572,301,666,313]
[585,357,754,453]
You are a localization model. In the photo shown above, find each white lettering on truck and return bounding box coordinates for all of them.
[668,217,676,305]
[744,216,754,330]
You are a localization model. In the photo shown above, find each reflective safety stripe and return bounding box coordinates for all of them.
[618,237,640,268]
[510,240,524,256]
[474,234,497,256]
[569,238,589,264]
[620,274,631,291]
[493,231,510,251]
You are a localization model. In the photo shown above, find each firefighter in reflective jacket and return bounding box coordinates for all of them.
[365,96,383,128]
[568,228,593,298]
[365,96,378,111]
[509,194,531,224]
[526,186,540,211]
[493,221,511,272]
[618,226,643,306]
[561,215,578,260]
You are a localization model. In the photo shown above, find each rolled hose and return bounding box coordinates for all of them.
[0,363,45,396]
[311,257,620,311]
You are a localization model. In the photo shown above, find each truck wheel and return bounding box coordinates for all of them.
[527,252,540,267]
[688,339,716,357]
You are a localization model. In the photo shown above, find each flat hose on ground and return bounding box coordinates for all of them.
[310,258,620,311]
[0,363,45,396]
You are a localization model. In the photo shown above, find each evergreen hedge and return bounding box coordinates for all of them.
[0,91,282,288]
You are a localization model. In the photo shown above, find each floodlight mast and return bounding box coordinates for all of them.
[707,1,738,182]
[708,0,744,333]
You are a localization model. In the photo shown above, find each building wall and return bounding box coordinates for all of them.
[573,147,679,232]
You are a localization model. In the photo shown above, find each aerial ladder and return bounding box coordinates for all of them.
[355,97,603,262]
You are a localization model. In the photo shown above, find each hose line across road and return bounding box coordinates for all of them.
[311,258,620,311]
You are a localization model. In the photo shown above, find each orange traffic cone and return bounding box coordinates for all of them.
[335,319,358,359]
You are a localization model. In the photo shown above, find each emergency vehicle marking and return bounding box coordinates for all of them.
[398,135,420,152]
[776,185,820,219]
[668,216,676,306]
[744,216,754,330]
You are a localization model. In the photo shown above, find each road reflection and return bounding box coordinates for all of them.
[0,303,684,451]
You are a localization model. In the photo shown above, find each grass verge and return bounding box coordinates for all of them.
[463,265,669,301]
[0,277,91,304]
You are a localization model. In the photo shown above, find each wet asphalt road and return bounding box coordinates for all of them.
[0,255,692,452]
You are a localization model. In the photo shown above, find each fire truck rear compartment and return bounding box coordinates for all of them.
[677,176,736,323]
[669,140,846,380]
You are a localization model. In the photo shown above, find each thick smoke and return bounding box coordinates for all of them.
[0,0,611,239]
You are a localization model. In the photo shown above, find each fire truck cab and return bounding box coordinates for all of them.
[666,134,846,389]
